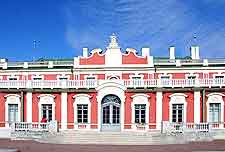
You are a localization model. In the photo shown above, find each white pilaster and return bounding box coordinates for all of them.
[61,92,68,130]
[194,91,201,123]
[156,92,163,130]
[120,96,125,132]
[26,92,33,123]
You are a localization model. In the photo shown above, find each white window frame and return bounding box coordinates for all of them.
[84,75,97,80]
[185,73,199,79]
[31,75,44,80]
[108,75,120,80]
[57,74,70,80]
[4,94,21,126]
[206,93,224,126]
[73,94,92,129]
[213,73,225,79]
[7,75,19,80]
[129,74,144,80]
[38,94,55,122]
[158,74,172,79]
[131,94,150,130]
[169,93,187,123]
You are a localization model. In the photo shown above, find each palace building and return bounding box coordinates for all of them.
[0,34,225,132]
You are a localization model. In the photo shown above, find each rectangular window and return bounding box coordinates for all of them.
[77,104,88,123]
[135,104,146,124]
[215,76,224,79]
[161,76,170,86]
[8,77,18,80]
[187,76,196,85]
[33,77,43,80]
[215,76,224,85]
[209,103,221,122]
[131,76,142,86]
[59,77,68,80]
[187,76,196,79]
[41,104,52,122]
[8,104,18,122]
[86,76,96,80]
[172,104,184,123]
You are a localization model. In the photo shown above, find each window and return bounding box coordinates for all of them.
[131,76,142,86]
[8,104,18,122]
[187,76,196,79]
[85,76,96,87]
[215,76,224,79]
[8,77,17,80]
[59,77,68,80]
[135,104,146,124]
[172,104,184,123]
[77,104,88,123]
[215,76,225,85]
[33,77,43,80]
[186,75,196,85]
[109,76,118,80]
[161,76,170,86]
[41,104,52,122]
[209,103,221,123]
[86,76,96,80]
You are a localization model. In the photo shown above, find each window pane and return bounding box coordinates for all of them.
[209,103,221,122]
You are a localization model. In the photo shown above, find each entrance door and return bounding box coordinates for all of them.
[101,95,121,131]
[8,104,18,125]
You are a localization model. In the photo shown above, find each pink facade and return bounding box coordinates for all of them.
[1,35,225,132]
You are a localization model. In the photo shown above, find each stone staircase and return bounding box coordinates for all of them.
[38,130,189,145]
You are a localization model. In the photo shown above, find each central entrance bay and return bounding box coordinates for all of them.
[101,94,121,131]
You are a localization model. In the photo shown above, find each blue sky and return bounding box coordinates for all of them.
[0,0,225,61]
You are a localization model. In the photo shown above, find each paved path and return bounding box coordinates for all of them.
[1,139,225,152]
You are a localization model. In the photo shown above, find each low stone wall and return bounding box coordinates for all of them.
[0,127,11,139]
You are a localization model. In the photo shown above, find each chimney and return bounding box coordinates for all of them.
[82,48,88,57]
[190,46,200,59]
[169,46,175,60]
[141,48,150,57]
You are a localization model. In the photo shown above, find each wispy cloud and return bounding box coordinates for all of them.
[63,0,225,58]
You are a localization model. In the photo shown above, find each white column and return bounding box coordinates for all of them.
[156,92,163,130]
[194,91,201,123]
[120,96,125,132]
[97,96,101,132]
[61,92,68,130]
[26,92,32,123]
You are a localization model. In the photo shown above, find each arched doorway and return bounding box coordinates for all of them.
[101,94,121,131]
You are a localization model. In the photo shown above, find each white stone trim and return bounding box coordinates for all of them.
[131,94,150,130]
[84,75,97,80]
[96,81,126,131]
[107,75,120,80]
[129,74,144,79]
[169,93,187,123]
[213,73,225,79]
[156,92,163,130]
[4,94,21,126]
[57,74,70,80]
[61,92,68,130]
[206,93,224,127]
[26,92,32,123]
[158,74,172,79]
[37,94,56,122]
[31,75,44,80]
[73,94,92,129]
[7,75,19,80]
[185,73,199,79]
[194,91,201,123]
